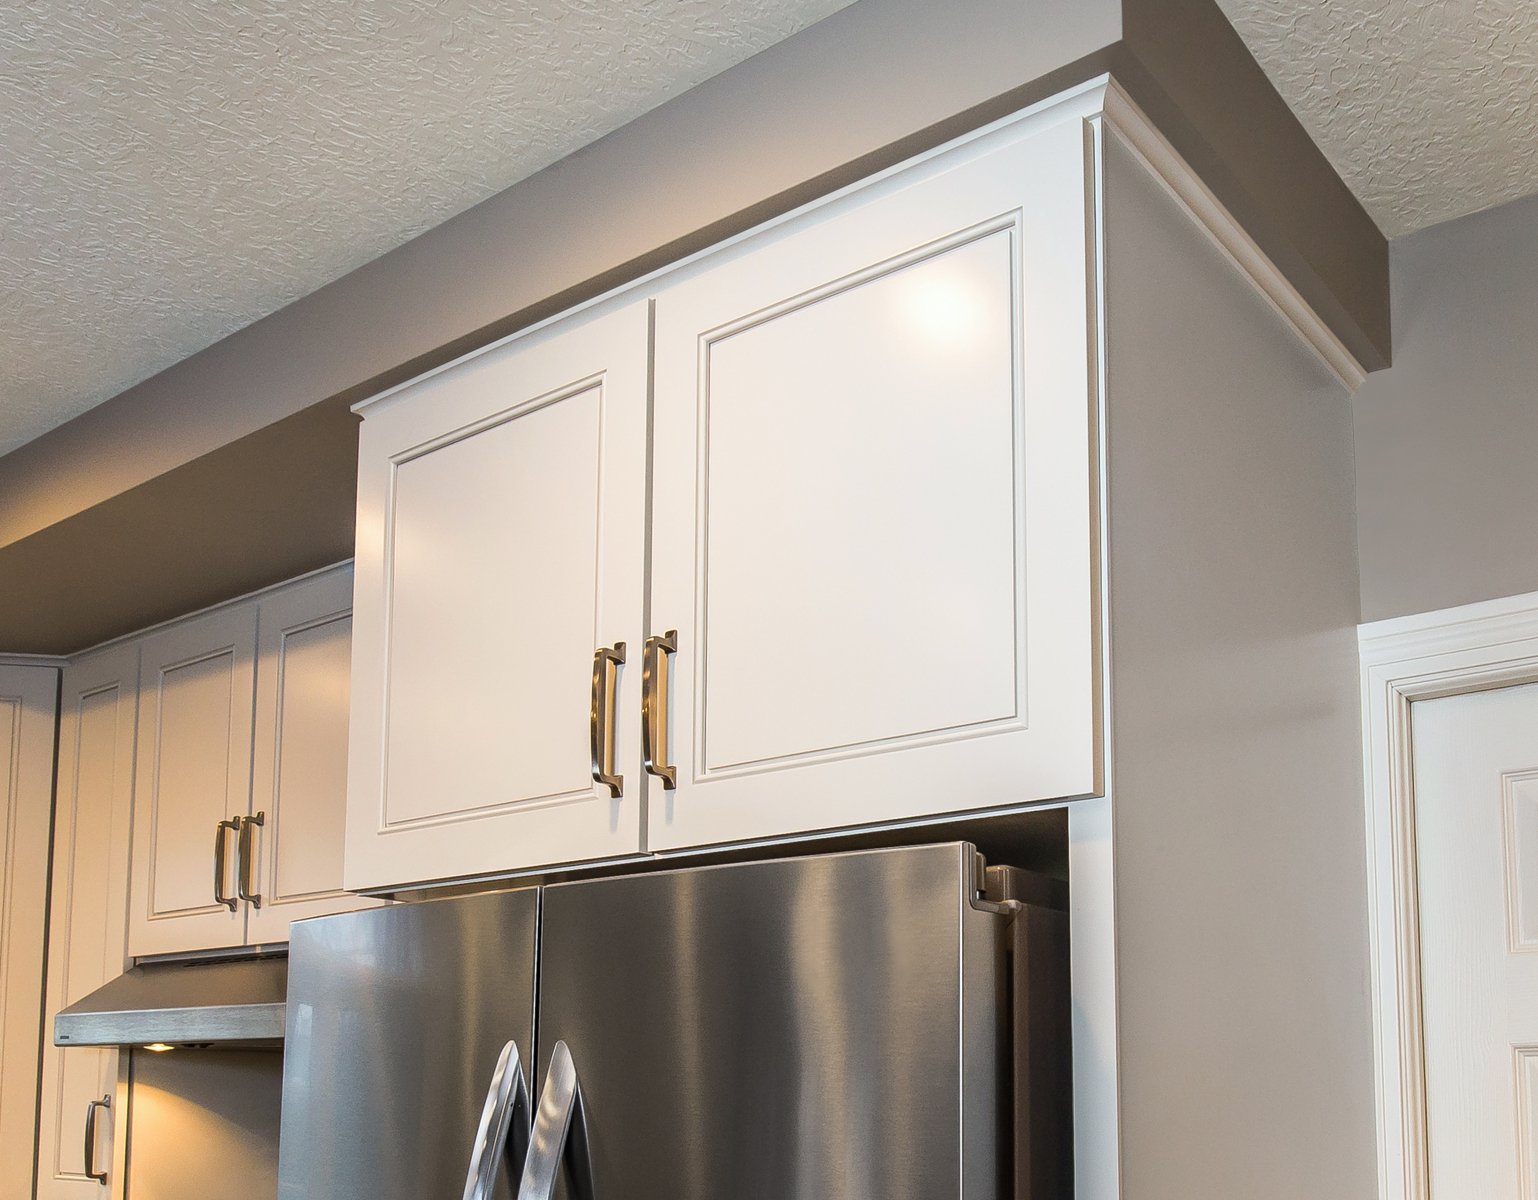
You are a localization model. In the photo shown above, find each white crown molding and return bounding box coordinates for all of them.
[1358,590,1538,1200]
[1100,80,1368,393]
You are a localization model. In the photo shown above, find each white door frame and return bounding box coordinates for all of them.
[1360,589,1538,1200]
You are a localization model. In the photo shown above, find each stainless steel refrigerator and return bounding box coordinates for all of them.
[277,842,1069,1200]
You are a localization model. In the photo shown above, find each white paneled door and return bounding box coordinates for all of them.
[130,606,257,956]
[1412,681,1538,1198]
[647,114,1099,850]
[346,302,650,890]
[38,646,138,1199]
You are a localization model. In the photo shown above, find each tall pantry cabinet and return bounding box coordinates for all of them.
[35,647,138,1199]
[0,664,59,1200]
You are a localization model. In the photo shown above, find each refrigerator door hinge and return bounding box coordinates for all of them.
[970,852,1070,915]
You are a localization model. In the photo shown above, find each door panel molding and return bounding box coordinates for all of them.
[1359,590,1538,1200]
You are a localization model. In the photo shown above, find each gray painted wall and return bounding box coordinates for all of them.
[1106,135,1376,1198]
[1354,191,1538,622]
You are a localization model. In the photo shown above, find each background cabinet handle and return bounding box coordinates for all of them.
[83,1093,110,1184]
[213,818,239,912]
[237,812,265,908]
[589,643,625,798]
[642,631,678,790]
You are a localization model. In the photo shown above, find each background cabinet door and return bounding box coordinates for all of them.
[346,302,650,891]
[0,664,58,1200]
[130,605,257,956]
[245,567,375,943]
[37,646,137,1199]
[648,115,1099,850]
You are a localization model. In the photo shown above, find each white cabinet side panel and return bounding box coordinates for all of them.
[1102,131,1374,1200]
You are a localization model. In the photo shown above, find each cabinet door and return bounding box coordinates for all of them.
[648,114,1099,850]
[347,302,649,891]
[0,665,58,1200]
[245,567,377,943]
[130,605,257,955]
[37,647,137,1200]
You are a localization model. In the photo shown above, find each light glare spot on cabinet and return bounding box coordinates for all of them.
[901,260,990,350]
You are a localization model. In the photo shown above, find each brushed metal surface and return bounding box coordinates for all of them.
[535,841,1007,1200]
[54,956,289,1047]
[278,888,539,1200]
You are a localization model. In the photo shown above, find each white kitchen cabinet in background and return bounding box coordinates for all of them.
[246,568,376,941]
[129,565,366,956]
[345,305,651,892]
[36,645,138,1200]
[0,664,59,1200]
[129,604,256,955]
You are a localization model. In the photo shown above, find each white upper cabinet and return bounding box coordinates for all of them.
[246,568,376,942]
[37,646,137,1200]
[645,113,1099,849]
[346,101,1101,888]
[130,604,256,955]
[129,566,365,955]
[346,303,651,892]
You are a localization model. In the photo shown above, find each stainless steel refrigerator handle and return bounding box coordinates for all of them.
[589,643,625,798]
[462,1040,532,1200]
[83,1093,110,1184]
[213,818,239,911]
[236,811,265,908]
[641,630,677,789]
[516,1041,593,1200]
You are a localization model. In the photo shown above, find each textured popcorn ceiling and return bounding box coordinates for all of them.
[1218,0,1538,238]
[0,0,852,456]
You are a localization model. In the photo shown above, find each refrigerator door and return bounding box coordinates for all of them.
[532,842,1008,1200]
[278,889,540,1200]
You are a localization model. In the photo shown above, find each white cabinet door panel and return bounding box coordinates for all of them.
[0,665,57,1200]
[130,607,256,955]
[38,647,137,1199]
[246,567,376,943]
[347,302,649,890]
[649,114,1099,850]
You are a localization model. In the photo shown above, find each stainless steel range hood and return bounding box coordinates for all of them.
[55,956,287,1049]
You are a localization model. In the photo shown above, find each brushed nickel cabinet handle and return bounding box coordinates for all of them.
[589,643,625,798]
[642,630,677,789]
[213,819,239,912]
[237,812,265,909]
[84,1093,110,1184]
